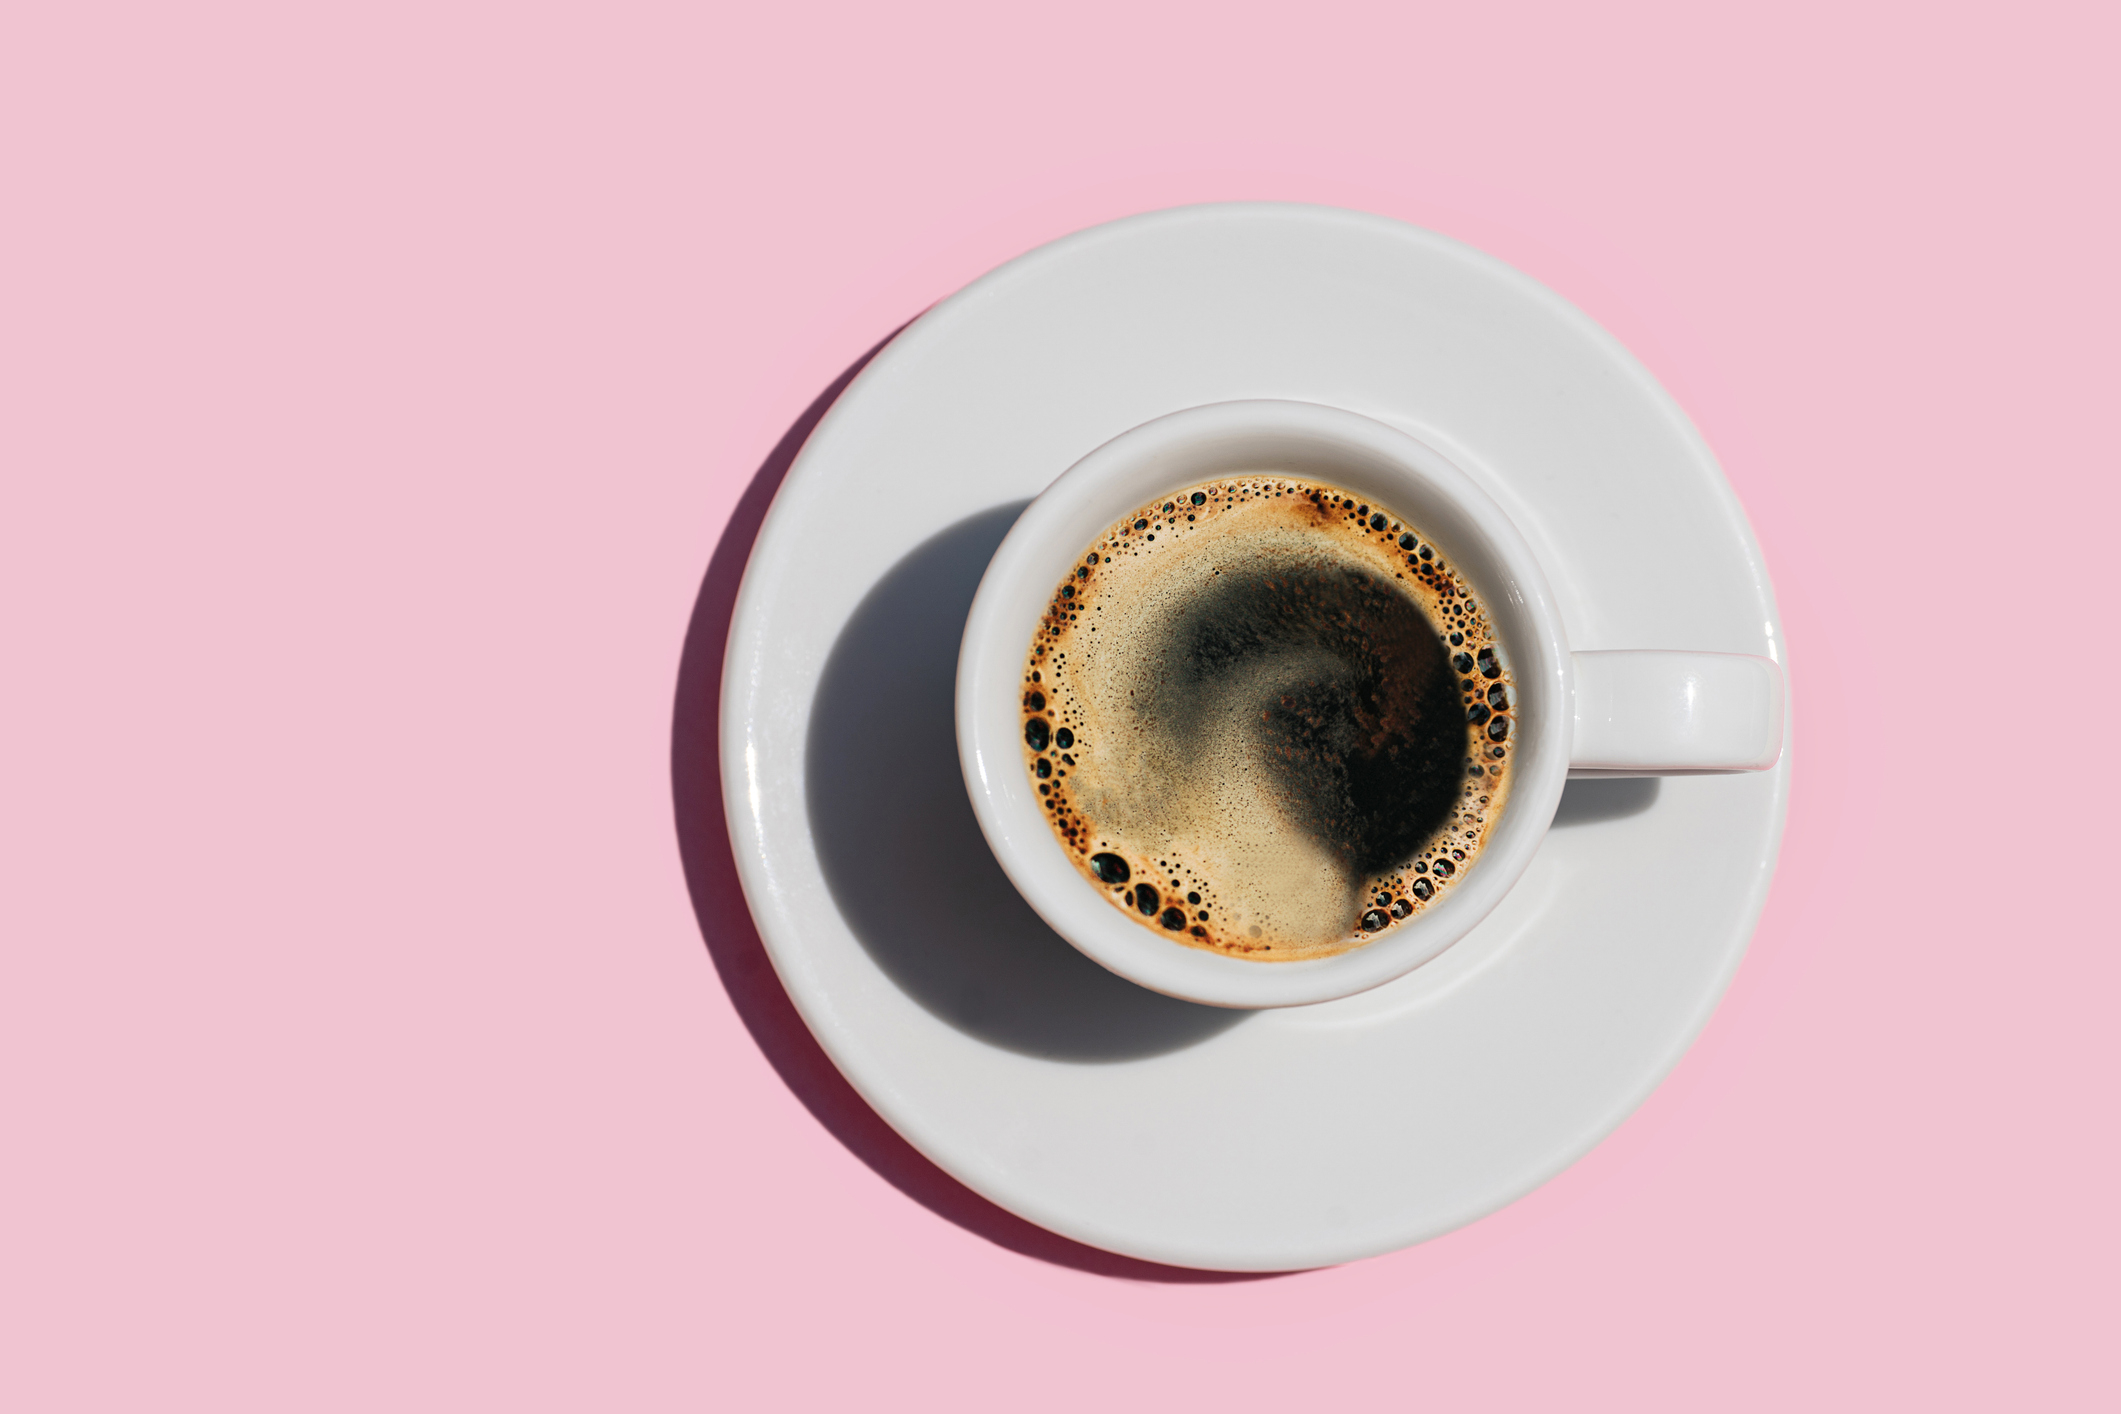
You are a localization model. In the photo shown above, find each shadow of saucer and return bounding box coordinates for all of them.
[670,330,1284,1282]
[807,506,1249,1062]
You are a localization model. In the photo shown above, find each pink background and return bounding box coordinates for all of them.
[4,2,2115,1407]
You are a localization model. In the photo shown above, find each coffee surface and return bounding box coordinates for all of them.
[1022,477,1515,960]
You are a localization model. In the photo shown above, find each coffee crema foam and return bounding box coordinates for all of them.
[1022,477,1516,961]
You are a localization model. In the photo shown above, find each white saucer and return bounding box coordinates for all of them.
[720,203,1788,1272]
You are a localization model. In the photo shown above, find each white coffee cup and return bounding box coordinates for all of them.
[956,400,1783,1008]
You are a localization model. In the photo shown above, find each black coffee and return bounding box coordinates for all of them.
[1021,477,1515,960]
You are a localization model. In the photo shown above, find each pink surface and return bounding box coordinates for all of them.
[4,2,2115,1407]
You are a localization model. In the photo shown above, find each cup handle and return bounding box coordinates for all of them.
[1568,650,1785,777]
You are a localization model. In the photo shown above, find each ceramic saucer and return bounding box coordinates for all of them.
[720,203,1788,1271]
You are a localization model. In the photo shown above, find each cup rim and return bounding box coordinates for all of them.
[956,399,1572,1008]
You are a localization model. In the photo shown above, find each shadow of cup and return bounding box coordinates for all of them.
[806,504,1249,1061]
